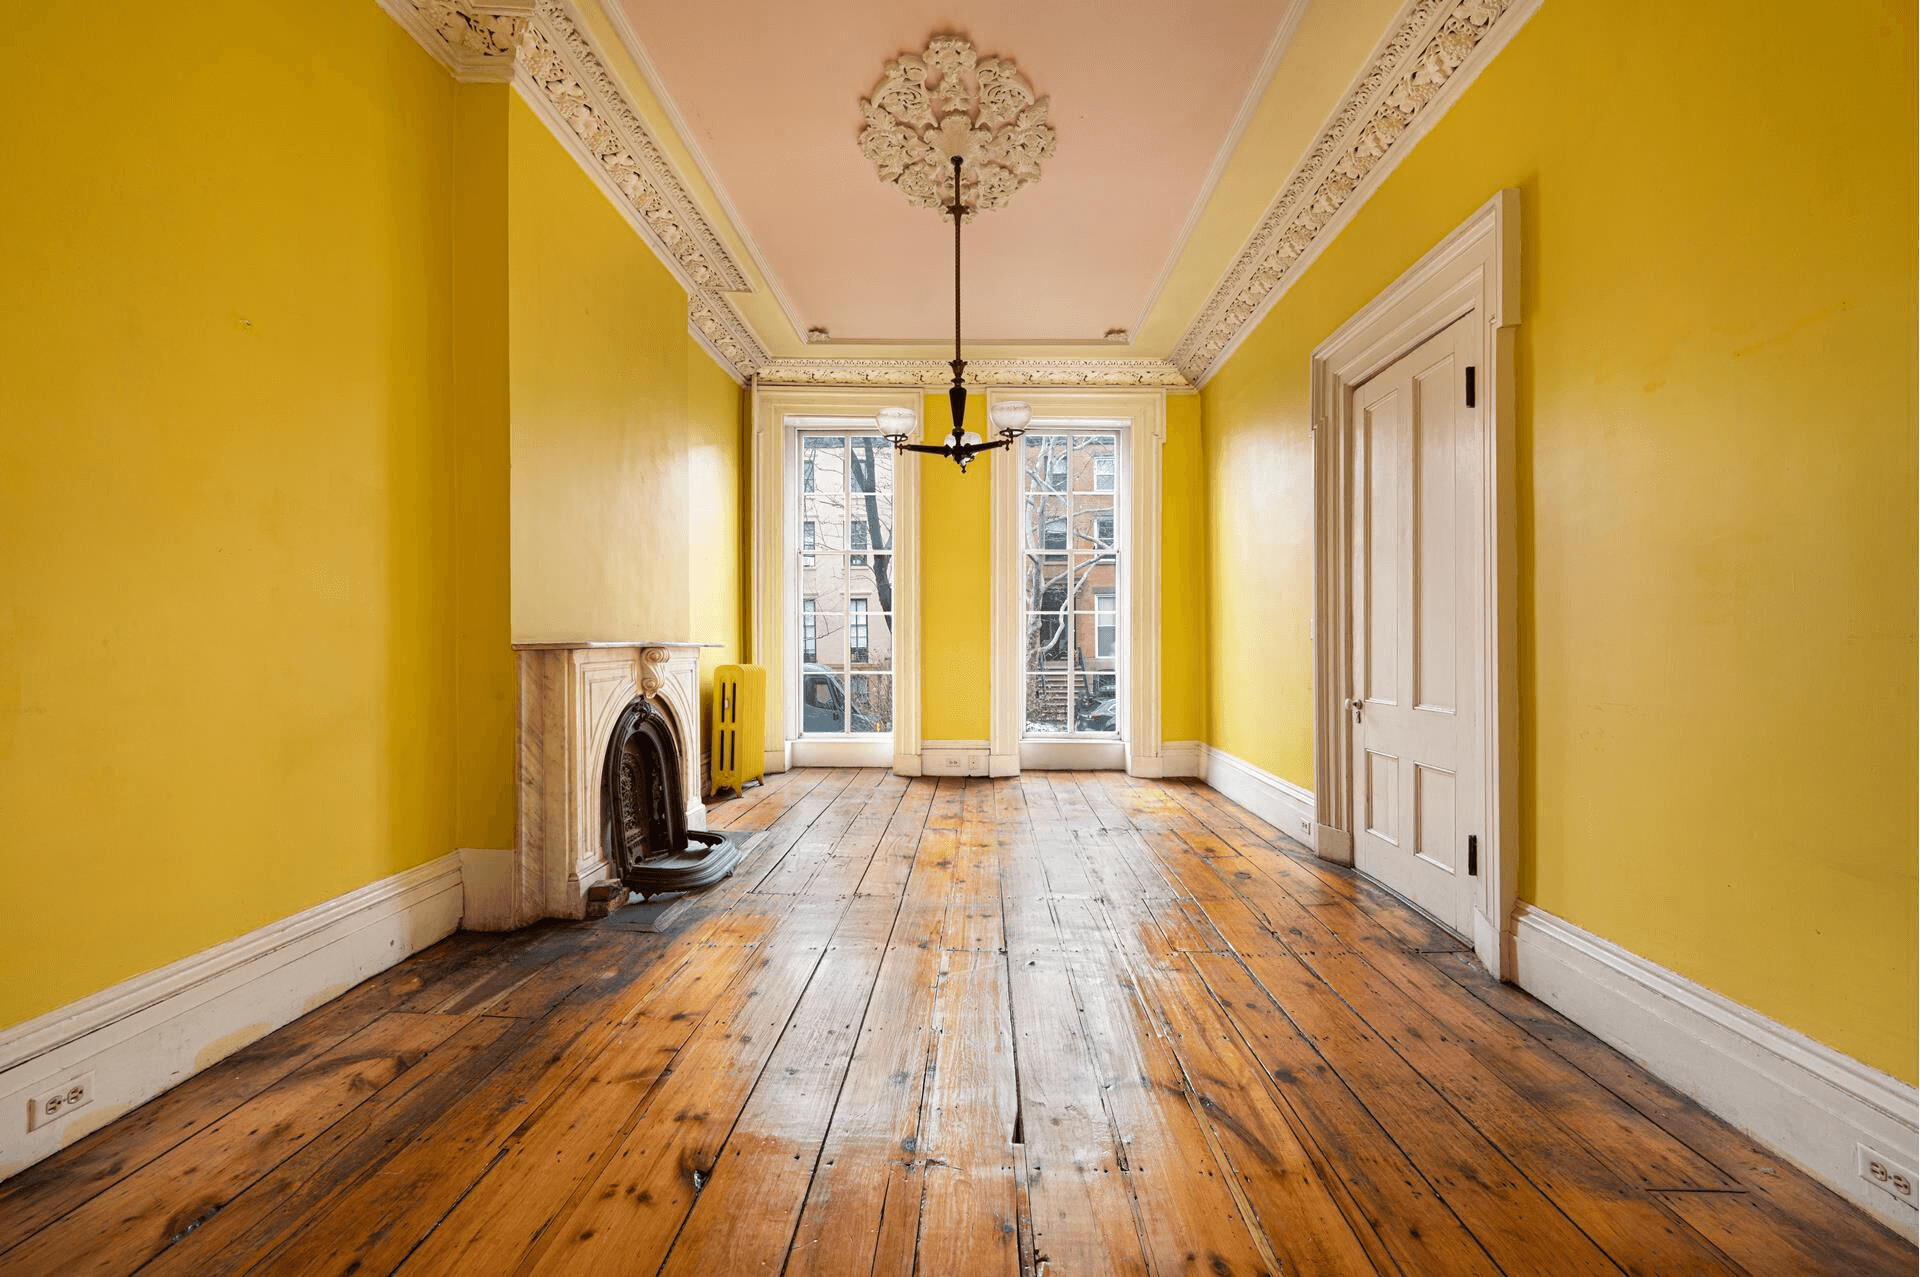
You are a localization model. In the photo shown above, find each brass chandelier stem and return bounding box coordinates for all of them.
[948,153,967,442]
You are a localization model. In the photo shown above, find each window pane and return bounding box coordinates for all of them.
[1023,434,1069,492]
[854,553,894,617]
[801,492,849,548]
[1023,494,1067,550]
[1075,674,1118,734]
[1025,610,1068,672]
[1075,436,1117,491]
[850,672,893,733]
[1024,553,1071,614]
[802,668,847,734]
[852,612,894,671]
[1025,675,1067,734]
[1071,555,1117,612]
[1076,615,1117,672]
[808,612,845,668]
[849,435,892,495]
[804,556,850,613]
[803,436,846,494]
[1072,493,1116,551]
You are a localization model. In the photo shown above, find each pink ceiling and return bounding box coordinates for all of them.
[620,0,1296,343]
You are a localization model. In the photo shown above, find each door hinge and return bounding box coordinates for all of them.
[1465,365,1477,408]
[1467,834,1479,876]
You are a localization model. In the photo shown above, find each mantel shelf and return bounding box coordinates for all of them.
[511,640,725,651]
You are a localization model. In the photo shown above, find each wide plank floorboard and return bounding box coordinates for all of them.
[1,770,1910,1277]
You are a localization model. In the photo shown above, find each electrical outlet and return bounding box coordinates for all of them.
[1858,1143,1918,1208]
[26,1071,94,1132]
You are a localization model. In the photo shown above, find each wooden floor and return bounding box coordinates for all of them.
[2,771,1912,1276]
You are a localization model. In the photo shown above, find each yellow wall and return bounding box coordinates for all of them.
[686,337,747,732]
[920,394,996,741]
[1202,0,1916,1080]
[1161,395,1209,743]
[507,96,694,645]
[452,86,516,852]
[0,2,461,1026]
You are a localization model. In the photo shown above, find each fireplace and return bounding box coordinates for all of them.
[509,641,733,924]
[601,696,739,897]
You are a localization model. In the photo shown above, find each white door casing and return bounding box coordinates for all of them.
[1311,189,1520,977]
[1348,315,1484,939]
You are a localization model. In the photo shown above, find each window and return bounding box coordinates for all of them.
[796,428,894,736]
[1020,429,1121,737]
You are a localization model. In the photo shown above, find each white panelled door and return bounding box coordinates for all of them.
[1348,314,1486,939]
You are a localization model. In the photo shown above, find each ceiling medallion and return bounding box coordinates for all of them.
[858,35,1056,215]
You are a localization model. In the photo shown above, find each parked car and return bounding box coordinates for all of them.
[803,663,880,734]
[1082,696,1118,734]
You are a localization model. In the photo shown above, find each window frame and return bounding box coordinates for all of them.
[752,387,921,775]
[1012,426,1126,745]
[989,388,1166,777]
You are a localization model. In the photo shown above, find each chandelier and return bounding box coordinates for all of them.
[879,154,1032,472]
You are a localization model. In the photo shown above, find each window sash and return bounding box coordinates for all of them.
[1018,429,1123,738]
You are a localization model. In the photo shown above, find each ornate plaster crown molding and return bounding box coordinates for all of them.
[755,358,1189,389]
[1171,0,1531,384]
[381,0,766,379]
[377,0,533,81]
[859,35,1056,215]
[688,291,770,380]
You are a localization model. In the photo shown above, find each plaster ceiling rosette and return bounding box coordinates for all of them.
[858,35,1056,215]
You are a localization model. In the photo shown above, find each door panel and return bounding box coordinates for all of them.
[1359,389,1400,708]
[1364,750,1399,844]
[1413,361,1458,712]
[1413,764,1457,871]
[1349,315,1485,938]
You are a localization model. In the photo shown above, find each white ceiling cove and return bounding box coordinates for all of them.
[614,0,1300,346]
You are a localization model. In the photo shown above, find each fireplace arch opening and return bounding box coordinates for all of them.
[600,696,741,898]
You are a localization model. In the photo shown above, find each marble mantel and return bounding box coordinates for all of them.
[513,641,721,923]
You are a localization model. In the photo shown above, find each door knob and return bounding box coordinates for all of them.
[1348,697,1364,723]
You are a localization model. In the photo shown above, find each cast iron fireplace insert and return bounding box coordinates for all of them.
[600,696,740,898]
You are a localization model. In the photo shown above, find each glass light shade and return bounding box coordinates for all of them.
[961,431,983,448]
[990,400,1032,433]
[876,406,916,433]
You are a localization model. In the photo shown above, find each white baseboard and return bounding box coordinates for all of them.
[891,751,924,777]
[0,852,464,1182]
[921,740,990,777]
[1204,747,1317,849]
[458,847,518,931]
[1027,740,1127,772]
[789,738,894,768]
[1160,740,1206,778]
[1511,903,1919,1237]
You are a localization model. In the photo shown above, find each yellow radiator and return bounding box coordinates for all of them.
[710,663,766,796]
